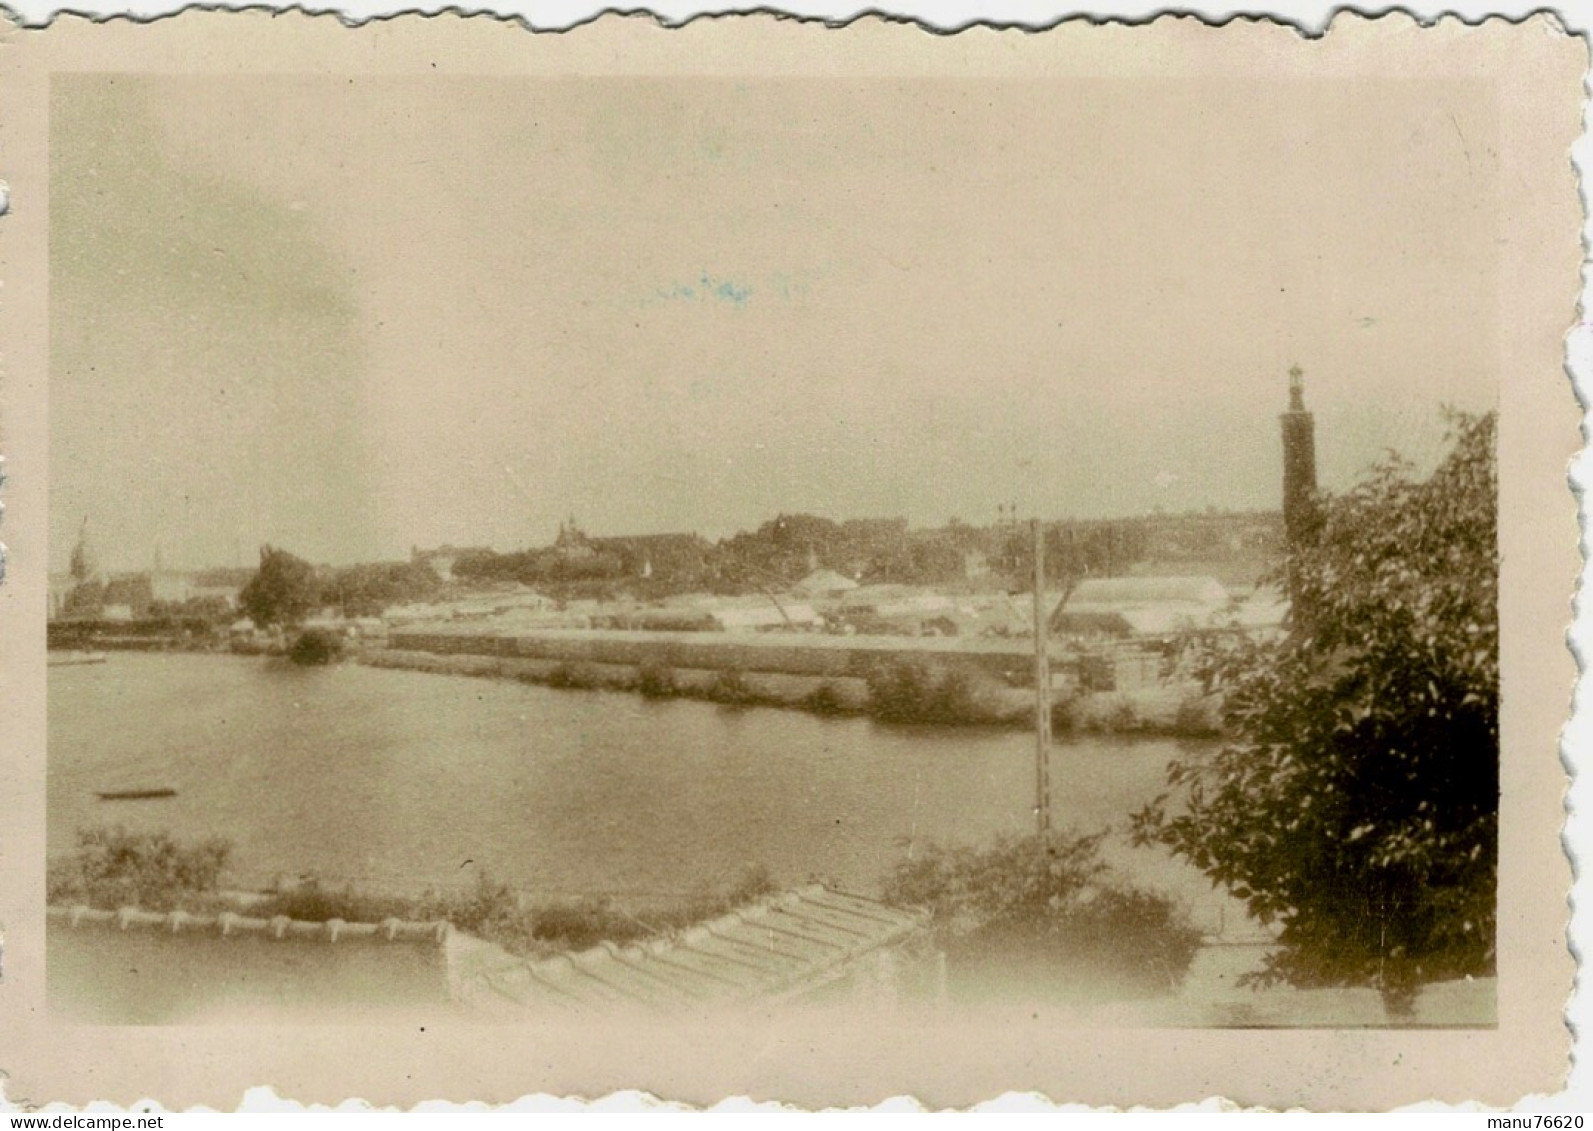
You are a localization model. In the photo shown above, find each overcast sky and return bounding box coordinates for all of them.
[49,74,1498,572]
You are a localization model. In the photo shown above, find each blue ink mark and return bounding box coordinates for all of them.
[652,272,753,310]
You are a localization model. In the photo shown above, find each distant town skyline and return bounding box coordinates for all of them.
[50,75,1498,573]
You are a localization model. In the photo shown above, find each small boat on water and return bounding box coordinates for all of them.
[95,788,177,801]
[49,651,108,667]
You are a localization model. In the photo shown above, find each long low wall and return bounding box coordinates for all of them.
[387,624,1073,685]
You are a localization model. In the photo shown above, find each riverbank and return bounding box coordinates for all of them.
[362,646,1222,737]
[364,647,880,715]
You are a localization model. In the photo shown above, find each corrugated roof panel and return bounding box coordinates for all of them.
[802,887,915,923]
[564,947,694,1009]
[599,944,715,1005]
[756,908,862,953]
[526,952,632,1009]
[623,941,777,997]
[765,901,877,939]
[679,923,795,969]
[709,919,840,966]
[683,922,810,970]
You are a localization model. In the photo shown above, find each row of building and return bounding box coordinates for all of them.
[377,569,1285,646]
[48,557,1285,650]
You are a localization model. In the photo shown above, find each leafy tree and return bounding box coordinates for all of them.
[239,545,322,628]
[885,831,1204,1001]
[327,560,441,618]
[1133,412,1498,999]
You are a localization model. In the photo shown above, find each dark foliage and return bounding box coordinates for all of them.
[1133,412,1498,998]
[239,545,321,629]
[636,663,678,698]
[325,561,441,618]
[289,627,346,665]
[886,832,1202,1000]
[802,681,853,716]
[545,661,603,690]
[51,829,782,962]
[865,660,1001,725]
[251,880,409,924]
[705,669,758,706]
[47,826,232,913]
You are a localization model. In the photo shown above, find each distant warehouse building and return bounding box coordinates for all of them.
[709,601,823,632]
[793,569,859,599]
[1051,576,1230,641]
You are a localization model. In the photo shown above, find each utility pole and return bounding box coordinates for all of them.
[1032,518,1053,836]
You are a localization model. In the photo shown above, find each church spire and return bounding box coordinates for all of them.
[70,516,98,584]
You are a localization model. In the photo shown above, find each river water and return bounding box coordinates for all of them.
[49,652,1214,906]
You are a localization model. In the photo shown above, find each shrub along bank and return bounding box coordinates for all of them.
[48,825,778,960]
[884,830,1205,1004]
[365,647,1221,738]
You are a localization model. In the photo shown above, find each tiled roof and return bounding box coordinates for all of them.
[47,904,450,945]
[49,885,928,1017]
[446,885,928,1016]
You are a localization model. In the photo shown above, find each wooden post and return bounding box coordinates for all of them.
[1032,519,1053,836]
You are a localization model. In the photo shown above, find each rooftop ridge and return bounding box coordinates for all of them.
[51,887,931,1016]
[47,903,450,944]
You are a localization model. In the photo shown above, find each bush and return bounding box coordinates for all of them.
[634,865,779,935]
[937,668,993,722]
[412,865,779,957]
[1100,696,1142,734]
[802,681,851,716]
[545,661,602,690]
[1171,693,1221,738]
[886,832,1202,1001]
[527,898,643,951]
[1050,692,1082,735]
[410,871,541,955]
[705,669,758,706]
[49,827,788,965]
[289,627,345,666]
[636,663,678,699]
[865,660,1001,725]
[47,826,232,913]
[866,660,934,721]
[251,879,409,924]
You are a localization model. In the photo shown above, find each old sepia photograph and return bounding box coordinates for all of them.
[6,11,1579,1106]
[41,56,1513,1029]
